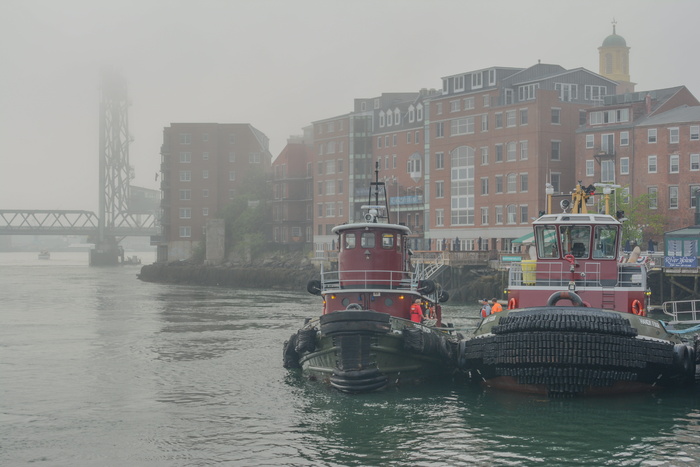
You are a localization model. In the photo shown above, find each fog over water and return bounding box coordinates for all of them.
[2,0,699,213]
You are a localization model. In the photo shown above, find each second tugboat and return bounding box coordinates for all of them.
[459,182,697,396]
[283,164,459,393]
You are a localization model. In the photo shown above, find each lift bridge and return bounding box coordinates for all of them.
[0,70,159,265]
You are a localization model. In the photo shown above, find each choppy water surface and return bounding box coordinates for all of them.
[2,252,700,466]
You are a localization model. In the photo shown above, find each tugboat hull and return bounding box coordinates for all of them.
[460,307,696,397]
[284,310,458,393]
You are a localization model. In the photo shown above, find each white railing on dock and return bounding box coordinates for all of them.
[661,299,700,325]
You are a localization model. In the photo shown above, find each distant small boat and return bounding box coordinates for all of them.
[38,250,50,260]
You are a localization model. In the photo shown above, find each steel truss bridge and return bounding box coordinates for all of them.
[0,69,159,264]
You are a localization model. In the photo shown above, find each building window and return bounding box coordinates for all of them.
[202,152,209,160]
[691,153,700,171]
[450,146,475,226]
[317,181,323,196]
[506,110,516,127]
[406,132,412,144]
[408,106,415,122]
[586,160,594,177]
[326,159,335,174]
[436,152,444,170]
[507,205,517,224]
[495,113,503,129]
[483,94,491,107]
[551,108,561,124]
[519,173,528,192]
[415,130,420,143]
[648,155,657,173]
[648,129,657,143]
[179,170,191,182]
[620,131,629,146]
[691,125,699,141]
[480,147,488,165]
[551,141,561,161]
[520,205,529,223]
[669,154,680,173]
[507,142,516,161]
[435,122,444,137]
[385,135,389,147]
[480,177,488,195]
[472,72,483,89]
[229,134,236,144]
[326,180,335,195]
[436,180,444,198]
[392,134,397,146]
[337,202,344,218]
[179,189,191,201]
[249,153,261,163]
[379,111,386,127]
[179,226,191,238]
[229,171,236,181]
[620,157,629,175]
[179,133,191,145]
[337,180,344,194]
[518,83,538,101]
[229,152,236,162]
[495,175,503,193]
[179,152,191,163]
[520,108,528,125]
[202,189,209,198]
[495,144,503,162]
[669,127,680,144]
[584,85,607,102]
[463,96,474,109]
[586,134,594,149]
[436,209,444,226]
[555,83,578,101]
[317,203,323,217]
[648,187,658,209]
[179,208,191,219]
[481,114,488,132]
[669,186,679,209]
[392,155,396,169]
[504,88,514,105]
[377,136,382,149]
[690,185,700,208]
[601,160,615,183]
[203,207,209,216]
[325,202,335,217]
[520,141,527,161]
[202,170,209,179]
[450,100,460,112]
[507,173,517,193]
[481,207,489,225]
[417,104,423,121]
[551,173,561,193]
[495,206,503,224]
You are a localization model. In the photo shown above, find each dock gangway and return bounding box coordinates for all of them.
[661,299,700,325]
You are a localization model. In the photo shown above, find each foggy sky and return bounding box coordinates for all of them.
[2,0,699,213]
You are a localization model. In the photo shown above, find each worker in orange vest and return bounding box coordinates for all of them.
[410,298,425,323]
[491,298,503,313]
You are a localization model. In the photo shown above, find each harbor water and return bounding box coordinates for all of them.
[2,251,700,466]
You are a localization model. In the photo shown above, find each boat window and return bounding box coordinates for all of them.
[560,225,590,258]
[382,233,394,249]
[361,232,375,248]
[344,233,356,249]
[593,225,618,259]
[537,225,559,258]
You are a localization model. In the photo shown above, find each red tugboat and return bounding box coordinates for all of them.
[283,164,458,393]
[460,183,696,396]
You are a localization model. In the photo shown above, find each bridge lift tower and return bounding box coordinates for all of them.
[91,69,135,266]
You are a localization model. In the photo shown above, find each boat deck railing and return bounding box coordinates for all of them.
[509,261,647,288]
[320,269,419,291]
[661,299,700,325]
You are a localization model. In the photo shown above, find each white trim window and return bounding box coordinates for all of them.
[690,125,699,141]
[436,180,444,198]
[670,154,680,173]
[691,153,700,171]
[179,226,191,238]
[648,155,657,173]
[519,173,528,192]
[518,83,538,101]
[669,186,679,209]
[180,152,191,163]
[586,134,594,149]
[436,152,445,170]
[648,128,657,143]
[620,131,629,146]
[648,187,658,209]
[481,207,489,225]
[179,208,191,219]
[669,127,680,144]
[586,160,595,177]
[179,170,191,182]
[507,205,517,224]
[520,141,528,160]
[472,72,483,89]
[454,75,465,92]
[436,209,444,226]
[620,157,629,175]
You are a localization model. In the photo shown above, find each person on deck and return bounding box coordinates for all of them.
[410,299,425,323]
[480,299,492,318]
[491,298,503,313]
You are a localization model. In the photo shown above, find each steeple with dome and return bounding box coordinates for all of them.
[598,19,635,93]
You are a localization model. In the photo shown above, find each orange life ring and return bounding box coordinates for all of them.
[631,299,644,316]
[508,297,517,310]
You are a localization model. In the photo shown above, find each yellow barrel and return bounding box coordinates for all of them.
[522,260,536,285]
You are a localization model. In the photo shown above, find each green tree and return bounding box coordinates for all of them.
[598,186,665,245]
[221,168,271,258]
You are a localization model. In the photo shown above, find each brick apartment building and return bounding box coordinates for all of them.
[576,87,700,234]
[158,123,271,261]
[270,129,314,247]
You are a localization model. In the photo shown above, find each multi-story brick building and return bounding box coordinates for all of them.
[159,123,271,261]
[575,87,700,233]
[426,63,618,253]
[270,129,314,247]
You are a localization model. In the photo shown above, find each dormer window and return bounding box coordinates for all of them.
[387,110,393,126]
[454,75,465,92]
[488,68,496,86]
[472,72,483,89]
[379,111,386,128]
[442,78,449,94]
[408,105,415,122]
[417,104,423,121]
[394,108,401,125]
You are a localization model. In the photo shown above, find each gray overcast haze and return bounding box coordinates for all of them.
[1,0,699,212]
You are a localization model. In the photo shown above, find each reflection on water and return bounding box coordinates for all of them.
[2,252,700,466]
